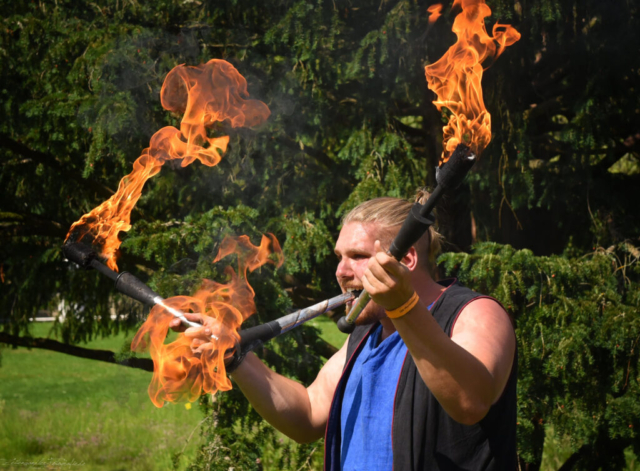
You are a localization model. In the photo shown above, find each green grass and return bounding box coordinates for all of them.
[0,322,205,471]
[0,316,344,471]
[306,315,349,351]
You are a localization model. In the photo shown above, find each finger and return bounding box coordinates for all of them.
[362,268,388,294]
[363,270,390,298]
[181,312,204,324]
[374,240,409,272]
[192,339,217,355]
[374,251,406,278]
[184,325,211,339]
[192,342,213,355]
[368,259,398,288]
[172,312,204,333]
[169,318,187,332]
[200,342,222,355]
[361,272,375,295]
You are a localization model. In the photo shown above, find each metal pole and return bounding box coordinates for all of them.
[238,291,356,349]
[63,242,355,346]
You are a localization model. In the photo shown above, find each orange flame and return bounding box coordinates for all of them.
[65,59,270,270]
[427,4,443,24]
[425,0,520,163]
[131,234,283,408]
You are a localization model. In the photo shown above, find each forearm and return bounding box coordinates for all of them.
[230,353,323,443]
[392,303,495,425]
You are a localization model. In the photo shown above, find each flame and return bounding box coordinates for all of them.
[425,0,520,163]
[65,59,270,270]
[131,234,283,408]
[427,4,443,24]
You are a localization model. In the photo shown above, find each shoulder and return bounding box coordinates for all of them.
[451,296,513,338]
[451,297,516,404]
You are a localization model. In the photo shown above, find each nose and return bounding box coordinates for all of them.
[335,257,353,281]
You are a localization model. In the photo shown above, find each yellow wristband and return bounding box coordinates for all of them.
[385,292,420,319]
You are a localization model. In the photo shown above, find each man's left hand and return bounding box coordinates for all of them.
[362,240,415,312]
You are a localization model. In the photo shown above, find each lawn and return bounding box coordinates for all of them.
[0,322,206,471]
[0,315,345,471]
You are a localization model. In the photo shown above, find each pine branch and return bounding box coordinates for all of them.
[0,332,153,372]
[531,136,640,166]
[392,117,427,139]
[0,211,68,239]
[0,133,114,200]
[275,136,336,170]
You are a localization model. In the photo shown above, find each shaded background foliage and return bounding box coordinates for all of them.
[1,0,638,469]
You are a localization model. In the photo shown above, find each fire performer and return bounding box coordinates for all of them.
[173,189,517,470]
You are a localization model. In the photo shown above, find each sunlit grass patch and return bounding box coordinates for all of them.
[0,322,204,471]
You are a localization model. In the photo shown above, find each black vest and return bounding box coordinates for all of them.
[324,279,518,471]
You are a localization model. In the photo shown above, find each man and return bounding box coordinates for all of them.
[174,191,517,470]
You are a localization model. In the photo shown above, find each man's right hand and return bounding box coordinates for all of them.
[169,313,234,354]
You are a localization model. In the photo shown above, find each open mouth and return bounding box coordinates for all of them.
[345,288,362,311]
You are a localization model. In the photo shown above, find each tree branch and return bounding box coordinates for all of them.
[275,136,336,171]
[392,117,428,139]
[0,332,154,372]
[0,210,68,239]
[531,135,640,168]
[0,133,114,199]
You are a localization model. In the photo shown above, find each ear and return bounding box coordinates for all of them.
[402,246,419,271]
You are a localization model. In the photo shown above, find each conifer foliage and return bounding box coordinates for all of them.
[441,243,639,469]
[1,0,638,469]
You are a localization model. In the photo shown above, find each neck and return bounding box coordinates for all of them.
[379,271,444,341]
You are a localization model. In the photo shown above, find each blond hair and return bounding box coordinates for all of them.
[342,189,442,271]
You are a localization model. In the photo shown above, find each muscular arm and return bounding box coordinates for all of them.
[362,242,515,425]
[170,313,348,443]
[229,337,348,443]
[392,298,515,425]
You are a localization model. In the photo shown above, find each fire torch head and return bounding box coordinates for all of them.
[435,144,476,190]
[62,241,97,269]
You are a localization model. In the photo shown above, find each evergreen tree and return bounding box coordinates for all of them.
[1,1,638,469]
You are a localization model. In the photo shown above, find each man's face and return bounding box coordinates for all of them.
[334,222,387,325]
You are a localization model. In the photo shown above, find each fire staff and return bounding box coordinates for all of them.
[175,189,517,471]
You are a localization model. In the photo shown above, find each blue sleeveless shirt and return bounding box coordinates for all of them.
[339,324,408,470]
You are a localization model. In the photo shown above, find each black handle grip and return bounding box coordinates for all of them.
[63,242,97,268]
[388,144,474,261]
[114,272,161,306]
[435,144,475,189]
[239,321,282,349]
[388,204,436,260]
